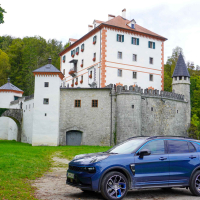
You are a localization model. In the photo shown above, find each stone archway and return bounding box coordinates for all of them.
[0,108,23,142]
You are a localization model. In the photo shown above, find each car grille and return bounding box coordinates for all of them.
[69,165,87,172]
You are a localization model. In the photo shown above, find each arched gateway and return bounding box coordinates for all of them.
[0,109,23,142]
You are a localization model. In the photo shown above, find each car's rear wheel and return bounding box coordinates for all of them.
[189,170,200,196]
[101,171,128,200]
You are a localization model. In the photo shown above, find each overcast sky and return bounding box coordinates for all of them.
[1,0,200,66]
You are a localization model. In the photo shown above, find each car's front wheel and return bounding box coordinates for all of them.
[101,171,128,200]
[189,170,200,196]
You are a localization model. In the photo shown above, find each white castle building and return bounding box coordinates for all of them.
[60,9,167,91]
[0,10,191,146]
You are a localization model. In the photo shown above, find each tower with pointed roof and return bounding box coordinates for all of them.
[32,58,64,146]
[172,53,191,128]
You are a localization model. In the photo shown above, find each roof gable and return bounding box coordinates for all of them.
[0,78,23,93]
[33,64,61,73]
[172,53,190,77]
[104,16,166,40]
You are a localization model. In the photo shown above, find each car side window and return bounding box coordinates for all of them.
[188,142,196,152]
[140,140,165,155]
[168,140,189,154]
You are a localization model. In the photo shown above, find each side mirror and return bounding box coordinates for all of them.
[138,149,151,158]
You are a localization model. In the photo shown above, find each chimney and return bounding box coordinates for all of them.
[88,25,93,32]
[108,14,115,21]
[48,57,52,64]
[122,8,126,19]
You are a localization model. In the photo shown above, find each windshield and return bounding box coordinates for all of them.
[107,138,146,154]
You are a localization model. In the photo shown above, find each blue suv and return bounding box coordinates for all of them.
[66,136,200,200]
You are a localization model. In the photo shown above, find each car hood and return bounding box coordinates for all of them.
[69,152,111,165]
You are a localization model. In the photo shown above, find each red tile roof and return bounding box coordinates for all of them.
[94,20,104,24]
[69,38,78,42]
[103,16,166,40]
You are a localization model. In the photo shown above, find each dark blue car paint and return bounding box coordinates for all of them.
[66,138,200,192]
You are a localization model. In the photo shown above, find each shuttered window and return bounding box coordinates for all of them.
[148,41,155,49]
[132,37,139,45]
[75,100,81,107]
[117,34,124,42]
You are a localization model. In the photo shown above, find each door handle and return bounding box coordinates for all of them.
[189,156,196,159]
[159,157,167,160]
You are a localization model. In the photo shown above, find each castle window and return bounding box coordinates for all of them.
[133,72,137,79]
[117,34,124,42]
[93,35,97,44]
[26,105,27,110]
[149,57,153,64]
[75,100,81,107]
[132,105,134,109]
[184,77,187,80]
[148,41,155,49]
[151,107,153,111]
[131,37,139,45]
[177,110,178,113]
[118,69,122,77]
[131,24,135,29]
[81,43,84,52]
[81,75,83,82]
[92,100,98,107]
[33,103,34,108]
[118,51,122,59]
[63,69,65,75]
[44,82,49,87]
[43,98,49,104]
[175,77,177,81]
[63,55,66,63]
[133,54,137,61]
[179,76,182,80]
[149,74,153,81]
[29,104,31,109]
[45,113,47,116]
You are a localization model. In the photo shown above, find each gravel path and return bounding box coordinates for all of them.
[32,155,199,200]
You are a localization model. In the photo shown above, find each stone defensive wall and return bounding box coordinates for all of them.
[105,84,189,144]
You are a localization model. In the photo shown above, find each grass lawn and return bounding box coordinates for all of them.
[0,140,110,200]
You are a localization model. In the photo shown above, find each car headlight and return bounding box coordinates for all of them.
[90,155,109,163]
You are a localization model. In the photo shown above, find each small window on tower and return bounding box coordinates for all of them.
[184,77,187,80]
[179,76,182,80]
[44,82,49,87]
[43,98,49,104]
[175,77,177,81]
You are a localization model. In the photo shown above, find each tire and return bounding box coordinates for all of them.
[101,171,128,200]
[189,170,200,196]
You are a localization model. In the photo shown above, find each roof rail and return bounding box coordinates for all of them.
[127,136,149,140]
[147,135,191,139]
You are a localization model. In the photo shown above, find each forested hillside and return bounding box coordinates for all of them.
[164,47,200,139]
[0,35,64,95]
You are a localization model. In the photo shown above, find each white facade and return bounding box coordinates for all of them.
[60,12,166,91]
[105,29,162,90]
[32,74,61,146]
[61,30,101,88]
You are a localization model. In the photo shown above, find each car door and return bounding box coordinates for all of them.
[134,139,170,188]
[167,140,199,186]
